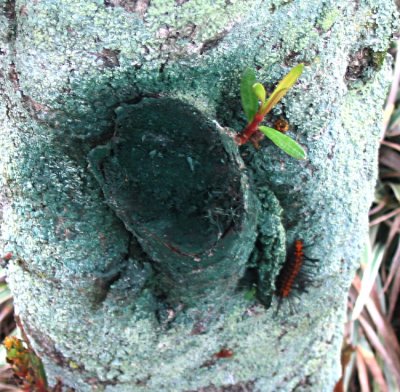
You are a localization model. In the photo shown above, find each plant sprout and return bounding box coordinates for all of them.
[235,64,306,160]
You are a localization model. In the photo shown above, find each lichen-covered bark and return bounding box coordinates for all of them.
[0,0,397,391]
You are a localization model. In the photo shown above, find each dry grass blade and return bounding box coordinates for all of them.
[0,365,20,391]
[338,340,356,392]
[383,39,400,134]
[358,316,400,387]
[347,224,400,390]
[356,348,370,392]
[352,245,384,320]
[380,171,400,179]
[351,269,400,389]
[381,214,400,292]
[357,41,400,392]
[379,145,400,173]
[388,264,400,320]
[382,235,400,292]
[387,129,400,137]
[369,206,400,226]
[357,345,388,392]
[352,276,398,350]
[0,266,16,390]
[369,200,387,216]
[0,383,21,392]
[367,294,400,359]
[381,139,400,152]
[0,385,18,392]
[0,268,15,341]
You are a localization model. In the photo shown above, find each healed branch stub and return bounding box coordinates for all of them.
[88,97,258,306]
[0,0,398,391]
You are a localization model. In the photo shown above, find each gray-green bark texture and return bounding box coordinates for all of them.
[0,0,397,391]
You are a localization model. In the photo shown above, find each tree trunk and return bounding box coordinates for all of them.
[0,0,397,390]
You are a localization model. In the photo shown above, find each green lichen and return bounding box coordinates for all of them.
[318,8,341,32]
[0,0,397,390]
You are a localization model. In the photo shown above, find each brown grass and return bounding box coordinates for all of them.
[340,40,400,392]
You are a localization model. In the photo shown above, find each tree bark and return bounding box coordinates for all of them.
[0,0,397,390]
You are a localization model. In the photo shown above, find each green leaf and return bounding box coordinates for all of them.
[259,126,307,159]
[260,63,304,115]
[260,88,288,116]
[274,63,304,93]
[240,68,259,123]
[252,83,266,104]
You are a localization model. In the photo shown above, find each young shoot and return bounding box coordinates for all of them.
[235,64,306,160]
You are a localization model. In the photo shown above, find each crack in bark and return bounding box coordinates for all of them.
[200,31,228,55]
[3,0,17,42]
[88,48,121,68]
[3,0,16,21]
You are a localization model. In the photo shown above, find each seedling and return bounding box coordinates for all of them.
[235,64,306,160]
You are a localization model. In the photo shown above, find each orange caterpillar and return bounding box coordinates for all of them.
[275,239,317,313]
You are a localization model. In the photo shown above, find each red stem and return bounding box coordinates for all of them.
[235,113,264,145]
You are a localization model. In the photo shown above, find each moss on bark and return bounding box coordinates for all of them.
[0,0,397,390]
